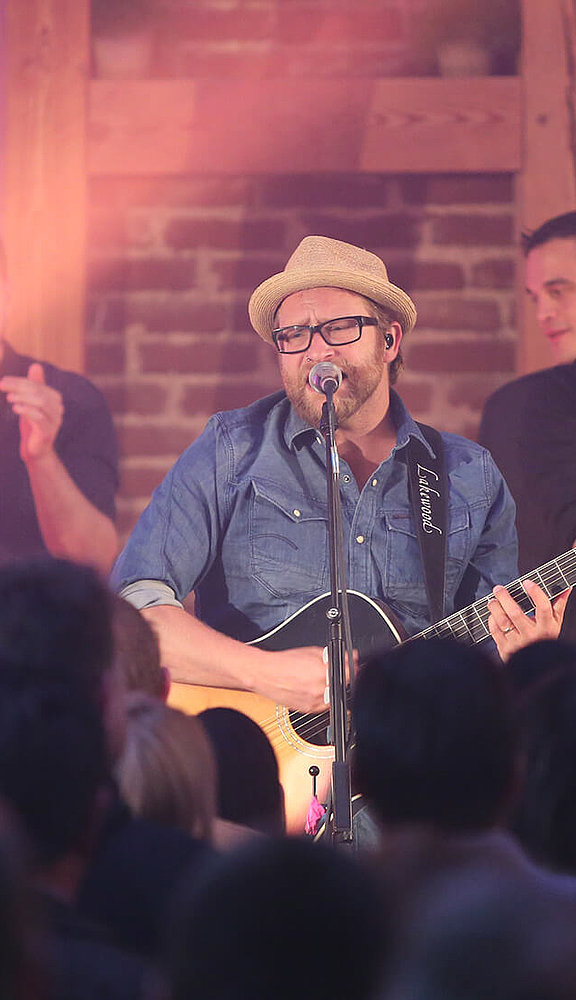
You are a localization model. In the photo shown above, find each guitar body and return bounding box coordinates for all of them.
[168,591,405,833]
[168,547,576,833]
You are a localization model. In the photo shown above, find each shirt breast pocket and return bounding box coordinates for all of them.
[383,506,471,611]
[249,480,329,598]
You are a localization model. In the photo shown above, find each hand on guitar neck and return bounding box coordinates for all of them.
[488,578,571,660]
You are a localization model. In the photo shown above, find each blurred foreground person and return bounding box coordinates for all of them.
[199,707,285,837]
[387,869,576,1000]
[511,658,576,877]
[0,557,214,960]
[352,637,576,896]
[112,596,169,701]
[0,802,43,1000]
[0,682,147,999]
[165,836,390,1000]
[117,694,217,843]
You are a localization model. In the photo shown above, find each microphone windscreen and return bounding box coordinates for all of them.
[308,362,343,394]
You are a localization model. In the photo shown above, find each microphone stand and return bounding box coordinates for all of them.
[319,384,354,848]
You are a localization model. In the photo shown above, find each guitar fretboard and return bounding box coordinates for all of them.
[416,549,576,647]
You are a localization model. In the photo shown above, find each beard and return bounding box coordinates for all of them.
[281,339,389,429]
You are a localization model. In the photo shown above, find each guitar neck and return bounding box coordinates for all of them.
[416,548,576,647]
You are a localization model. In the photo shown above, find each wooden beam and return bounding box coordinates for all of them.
[360,78,521,173]
[3,0,90,371]
[89,77,521,176]
[517,0,576,373]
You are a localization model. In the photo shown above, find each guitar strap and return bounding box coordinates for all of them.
[405,423,448,623]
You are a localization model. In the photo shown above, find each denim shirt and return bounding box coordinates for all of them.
[112,389,518,642]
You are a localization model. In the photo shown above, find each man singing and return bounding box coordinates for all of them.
[113,236,568,715]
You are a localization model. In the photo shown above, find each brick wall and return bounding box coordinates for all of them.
[149,0,430,79]
[86,171,516,539]
[93,0,519,80]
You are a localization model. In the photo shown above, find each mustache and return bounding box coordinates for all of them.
[304,363,352,381]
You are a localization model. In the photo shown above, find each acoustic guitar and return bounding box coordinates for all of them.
[169,548,576,833]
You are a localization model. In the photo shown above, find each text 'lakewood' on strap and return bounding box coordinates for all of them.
[406,423,448,624]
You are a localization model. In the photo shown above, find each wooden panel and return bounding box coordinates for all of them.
[517,0,576,373]
[360,78,521,173]
[4,0,90,371]
[89,77,521,176]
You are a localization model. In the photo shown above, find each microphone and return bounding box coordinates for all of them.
[308,362,343,395]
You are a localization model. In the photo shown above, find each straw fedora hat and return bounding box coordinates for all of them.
[248,235,417,344]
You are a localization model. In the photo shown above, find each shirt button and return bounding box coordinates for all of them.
[342,475,351,483]
[356,535,365,544]
[371,478,378,487]
[293,509,301,518]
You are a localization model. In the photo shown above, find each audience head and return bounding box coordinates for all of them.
[0,682,109,870]
[0,803,42,1000]
[166,836,389,1000]
[199,707,285,835]
[352,638,517,832]
[112,595,169,700]
[0,558,128,759]
[117,693,217,842]
[0,557,114,698]
[511,666,576,875]
[388,867,576,1000]
[507,638,576,697]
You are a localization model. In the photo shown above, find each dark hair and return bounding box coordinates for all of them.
[352,638,517,832]
[112,596,165,699]
[0,558,114,698]
[507,638,576,698]
[390,868,576,1000]
[167,836,389,1000]
[0,804,42,1000]
[512,668,576,874]
[199,708,285,835]
[0,683,108,867]
[522,211,576,256]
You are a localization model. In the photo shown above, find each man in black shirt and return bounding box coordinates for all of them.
[0,246,118,572]
[480,212,576,576]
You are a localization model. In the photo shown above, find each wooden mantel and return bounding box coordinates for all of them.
[89,77,521,176]
[2,0,575,372]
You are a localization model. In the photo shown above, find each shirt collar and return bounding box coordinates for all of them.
[388,390,436,458]
[284,401,320,450]
[284,388,436,458]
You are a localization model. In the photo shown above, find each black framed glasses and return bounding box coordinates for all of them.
[272,315,379,354]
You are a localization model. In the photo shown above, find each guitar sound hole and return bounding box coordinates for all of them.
[288,709,331,747]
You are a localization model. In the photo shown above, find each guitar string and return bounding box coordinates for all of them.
[252,699,332,746]
[257,708,330,746]
[419,560,573,645]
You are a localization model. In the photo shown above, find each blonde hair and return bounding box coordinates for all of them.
[116,693,217,842]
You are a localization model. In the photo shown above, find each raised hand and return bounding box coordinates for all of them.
[0,363,64,462]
